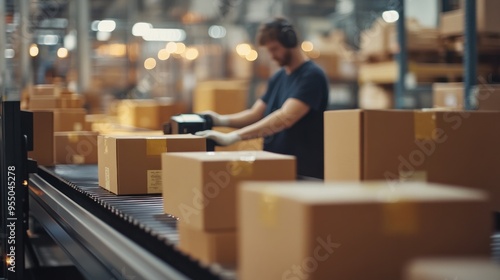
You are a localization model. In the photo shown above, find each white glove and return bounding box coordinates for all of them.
[200,110,229,126]
[195,130,241,146]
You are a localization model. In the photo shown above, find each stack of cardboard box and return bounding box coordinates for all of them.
[162,151,296,266]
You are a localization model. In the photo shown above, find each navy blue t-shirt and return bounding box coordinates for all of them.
[261,60,329,179]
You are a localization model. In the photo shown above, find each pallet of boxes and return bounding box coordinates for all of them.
[27,84,97,166]
[434,0,500,110]
[358,17,459,109]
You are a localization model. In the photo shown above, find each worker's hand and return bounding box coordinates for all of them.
[195,130,241,146]
[199,110,229,126]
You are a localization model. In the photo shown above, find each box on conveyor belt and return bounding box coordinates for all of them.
[98,135,206,195]
[28,110,54,166]
[440,0,500,36]
[324,109,500,211]
[177,221,236,266]
[192,80,248,115]
[213,127,263,152]
[53,108,86,132]
[54,131,98,164]
[405,258,500,280]
[433,82,500,110]
[28,94,85,110]
[162,151,296,231]
[239,181,491,280]
[116,99,183,130]
[31,84,59,97]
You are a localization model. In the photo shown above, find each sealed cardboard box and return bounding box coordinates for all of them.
[440,0,500,36]
[405,258,500,280]
[53,109,86,132]
[360,18,393,58]
[31,84,58,97]
[324,110,500,211]
[28,111,54,166]
[162,151,296,231]
[239,182,491,280]
[193,81,248,114]
[177,221,236,266]
[54,131,98,164]
[28,94,85,110]
[117,99,159,130]
[98,135,206,195]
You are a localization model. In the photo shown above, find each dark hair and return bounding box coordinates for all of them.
[256,17,298,48]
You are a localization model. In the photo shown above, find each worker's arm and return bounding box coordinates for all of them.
[235,98,310,140]
[202,99,266,128]
[196,98,310,146]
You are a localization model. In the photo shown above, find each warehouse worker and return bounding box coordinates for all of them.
[196,17,329,179]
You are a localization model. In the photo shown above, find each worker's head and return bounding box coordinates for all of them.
[257,17,298,66]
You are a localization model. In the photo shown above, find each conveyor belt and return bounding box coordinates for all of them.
[29,165,236,280]
[29,164,500,279]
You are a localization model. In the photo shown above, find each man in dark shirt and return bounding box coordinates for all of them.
[196,17,329,179]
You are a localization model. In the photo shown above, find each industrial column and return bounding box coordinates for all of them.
[395,0,407,109]
[76,0,91,94]
[464,0,477,110]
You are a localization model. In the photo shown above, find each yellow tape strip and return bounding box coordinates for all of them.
[414,111,436,140]
[259,191,278,228]
[382,201,418,235]
[146,139,167,156]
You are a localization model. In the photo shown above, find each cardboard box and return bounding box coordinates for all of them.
[28,94,85,110]
[28,111,54,166]
[239,181,491,280]
[213,127,263,152]
[433,82,500,110]
[432,83,464,109]
[359,83,393,109]
[177,221,236,266]
[313,53,358,81]
[324,109,500,211]
[53,109,86,132]
[405,258,500,280]
[31,84,58,97]
[193,81,248,114]
[117,99,159,130]
[54,131,98,164]
[162,151,296,231]
[98,135,206,195]
[440,0,500,36]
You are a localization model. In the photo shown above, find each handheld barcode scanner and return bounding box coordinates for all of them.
[163,114,216,151]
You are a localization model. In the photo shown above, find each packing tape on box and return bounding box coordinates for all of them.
[72,155,85,164]
[73,122,83,131]
[146,138,167,156]
[227,155,256,178]
[259,190,278,228]
[382,200,418,235]
[414,111,436,141]
[68,133,80,143]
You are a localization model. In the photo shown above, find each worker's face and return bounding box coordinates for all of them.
[265,40,292,67]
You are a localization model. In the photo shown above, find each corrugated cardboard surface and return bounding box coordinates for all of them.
[440,0,500,36]
[98,135,206,195]
[324,109,500,211]
[162,151,296,231]
[28,111,54,166]
[432,83,464,109]
[53,109,86,132]
[54,131,98,164]
[117,100,159,130]
[177,221,237,266]
[239,182,491,280]
[29,95,85,110]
